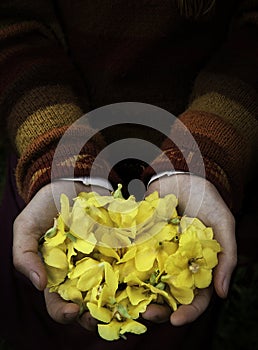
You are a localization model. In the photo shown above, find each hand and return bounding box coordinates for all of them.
[141,174,237,326]
[13,180,111,331]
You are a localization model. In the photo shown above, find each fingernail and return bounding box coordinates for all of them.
[64,312,78,321]
[30,271,40,289]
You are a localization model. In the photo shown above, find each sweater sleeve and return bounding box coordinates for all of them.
[142,0,258,213]
[0,0,118,203]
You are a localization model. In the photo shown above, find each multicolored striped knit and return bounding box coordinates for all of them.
[0,0,257,212]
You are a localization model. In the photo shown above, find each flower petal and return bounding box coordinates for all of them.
[70,206,94,240]
[58,279,83,304]
[202,247,219,269]
[69,257,100,279]
[73,234,96,254]
[60,193,70,226]
[136,200,155,225]
[98,320,122,341]
[45,265,67,287]
[120,319,147,336]
[169,284,194,305]
[77,263,104,291]
[43,247,68,270]
[194,268,212,289]
[174,269,194,289]
[126,286,150,306]
[135,245,156,272]
[87,302,113,323]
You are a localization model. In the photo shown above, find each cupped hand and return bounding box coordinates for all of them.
[141,174,237,326]
[13,180,110,331]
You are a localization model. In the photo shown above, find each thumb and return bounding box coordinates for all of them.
[13,217,48,291]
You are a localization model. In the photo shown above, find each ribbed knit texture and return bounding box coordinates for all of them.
[0,0,257,209]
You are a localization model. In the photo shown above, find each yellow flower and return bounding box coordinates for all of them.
[108,197,138,228]
[60,193,71,227]
[135,199,156,226]
[58,278,83,305]
[43,217,66,247]
[124,271,177,311]
[97,262,119,307]
[69,257,104,292]
[79,191,113,208]
[41,246,68,287]
[147,193,178,221]
[99,227,132,248]
[87,302,113,323]
[161,275,194,304]
[133,223,178,272]
[40,185,221,341]
[98,319,147,341]
[165,228,221,289]
[69,204,95,240]
[115,257,151,284]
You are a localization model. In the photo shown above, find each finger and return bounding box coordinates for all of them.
[77,311,98,332]
[13,218,48,290]
[44,289,80,324]
[214,247,237,298]
[141,303,171,323]
[210,214,237,298]
[170,286,213,326]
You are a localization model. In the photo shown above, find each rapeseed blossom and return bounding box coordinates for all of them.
[40,185,221,341]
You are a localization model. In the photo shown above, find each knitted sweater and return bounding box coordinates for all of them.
[0,0,257,212]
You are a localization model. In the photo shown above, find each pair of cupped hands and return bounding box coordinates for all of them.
[13,174,237,332]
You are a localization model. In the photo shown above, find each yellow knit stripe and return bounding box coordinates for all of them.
[30,166,51,187]
[9,84,82,123]
[15,102,83,155]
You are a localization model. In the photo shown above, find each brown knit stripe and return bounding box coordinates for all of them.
[0,35,46,63]
[0,44,76,100]
[0,21,55,42]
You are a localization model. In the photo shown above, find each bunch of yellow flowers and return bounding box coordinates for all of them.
[40,184,221,341]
